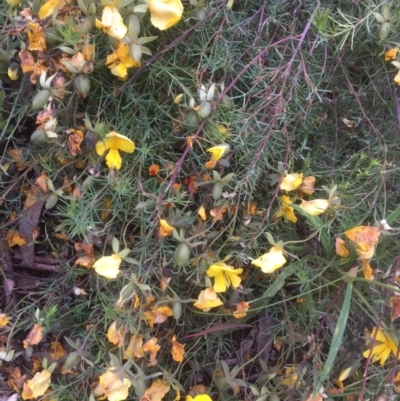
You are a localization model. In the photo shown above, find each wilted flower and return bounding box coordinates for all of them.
[233,301,250,319]
[95,368,131,401]
[280,173,303,191]
[299,199,329,216]
[159,219,174,237]
[344,226,381,260]
[363,327,398,365]
[96,5,127,39]
[21,370,51,400]
[27,22,47,52]
[95,131,135,169]
[194,288,223,312]
[274,195,297,223]
[299,175,316,195]
[206,143,230,161]
[206,262,243,293]
[171,335,185,362]
[395,70,400,86]
[107,321,125,348]
[93,254,122,279]
[385,48,398,61]
[148,0,184,30]
[106,43,141,80]
[335,237,349,258]
[252,246,287,274]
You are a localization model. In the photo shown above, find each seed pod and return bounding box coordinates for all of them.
[62,351,81,370]
[173,300,182,320]
[75,75,90,96]
[198,257,208,274]
[212,182,223,201]
[25,346,33,358]
[31,129,48,144]
[198,101,212,118]
[175,243,190,267]
[184,110,200,127]
[268,395,280,401]
[32,89,50,110]
[45,193,59,210]
[379,21,391,40]
[134,378,146,397]
[81,17,94,33]
[7,0,21,6]
[221,95,234,109]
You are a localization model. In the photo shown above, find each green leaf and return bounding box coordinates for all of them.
[316,280,353,391]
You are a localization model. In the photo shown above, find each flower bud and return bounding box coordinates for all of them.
[74,75,90,96]
[198,257,208,274]
[32,89,50,110]
[62,351,81,370]
[134,378,146,397]
[379,21,391,40]
[184,110,200,128]
[198,101,212,118]
[31,129,48,144]
[175,243,190,267]
[81,17,94,33]
[45,193,59,210]
[212,182,223,201]
[7,0,21,6]
[173,300,182,320]
[7,62,19,81]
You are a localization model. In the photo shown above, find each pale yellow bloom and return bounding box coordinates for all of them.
[106,43,141,80]
[206,262,243,293]
[194,288,223,312]
[93,254,122,279]
[96,5,127,40]
[274,195,297,223]
[186,396,212,401]
[97,369,131,401]
[148,0,183,30]
[280,173,303,191]
[363,327,398,365]
[21,370,51,400]
[252,246,286,274]
[95,131,135,169]
[299,199,329,216]
[395,70,400,86]
[206,143,230,161]
[159,219,174,237]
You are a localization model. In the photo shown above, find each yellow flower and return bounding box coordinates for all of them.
[198,205,206,221]
[395,70,400,86]
[107,321,125,348]
[274,195,297,223]
[344,226,380,260]
[252,246,287,274]
[363,327,398,365]
[8,63,19,81]
[186,396,212,401]
[159,219,174,237]
[281,367,302,387]
[95,5,127,40]
[21,370,51,400]
[95,131,135,169]
[206,143,230,161]
[106,43,141,80]
[0,313,9,327]
[299,199,329,216]
[194,288,223,312]
[148,0,184,30]
[93,254,122,279]
[280,173,303,191]
[38,0,63,19]
[385,48,398,61]
[97,369,131,401]
[206,262,243,293]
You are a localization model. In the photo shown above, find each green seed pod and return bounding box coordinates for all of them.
[212,182,223,201]
[45,193,59,210]
[62,351,82,370]
[81,17,94,33]
[173,300,182,320]
[379,21,391,40]
[134,378,146,397]
[175,243,190,267]
[198,101,212,119]
[268,395,280,401]
[32,0,42,15]
[221,95,234,109]
[32,89,50,110]
[31,129,48,144]
[198,257,208,274]
[74,75,91,96]
[25,345,33,358]
[82,175,95,191]
[135,200,155,211]
[184,110,200,127]
[45,27,60,47]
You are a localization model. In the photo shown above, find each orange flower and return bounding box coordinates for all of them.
[149,164,160,176]
[143,337,160,366]
[385,48,398,61]
[27,22,46,52]
[204,160,217,169]
[233,301,250,318]
[171,335,185,362]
